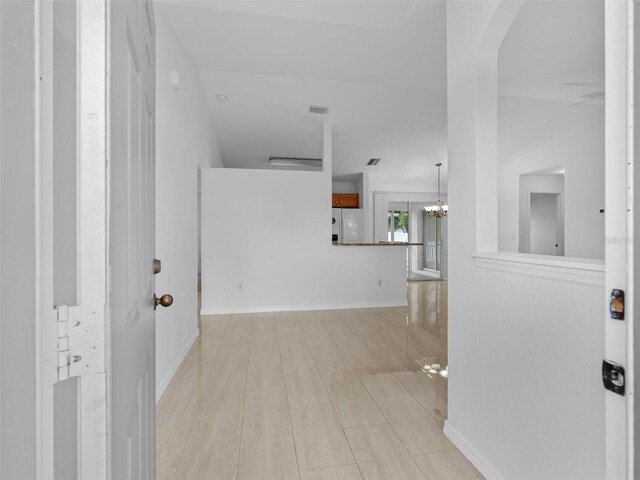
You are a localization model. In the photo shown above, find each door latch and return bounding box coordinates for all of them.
[610,289,624,320]
[602,359,625,396]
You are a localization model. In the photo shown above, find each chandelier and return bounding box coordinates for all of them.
[425,162,448,218]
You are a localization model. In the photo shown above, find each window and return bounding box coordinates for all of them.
[387,210,408,242]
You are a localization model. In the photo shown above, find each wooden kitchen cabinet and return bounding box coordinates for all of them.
[331,193,359,208]
[340,193,359,208]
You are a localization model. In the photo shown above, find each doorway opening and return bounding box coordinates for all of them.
[517,172,566,256]
[529,192,563,256]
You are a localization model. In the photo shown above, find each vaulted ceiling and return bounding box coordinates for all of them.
[157,0,604,192]
[499,0,604,103]
[157,0,448,192]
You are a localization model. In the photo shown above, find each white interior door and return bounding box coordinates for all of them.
[529,192,559,256]
[38,2,157,478]
[108,0,157,478]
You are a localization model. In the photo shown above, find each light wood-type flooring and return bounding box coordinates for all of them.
[157,281,484,480]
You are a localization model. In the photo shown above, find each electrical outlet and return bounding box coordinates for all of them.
[378,280,382,286]
[238,282,244,291]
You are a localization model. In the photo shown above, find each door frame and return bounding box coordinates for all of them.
[37,1,109,478]
[605,1,635,479]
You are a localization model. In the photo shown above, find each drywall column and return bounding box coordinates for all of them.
[373,193,390,242]
[323,120,332,179]
[361,172,372,243]
[475,1,524,253]
[475,51,498,252]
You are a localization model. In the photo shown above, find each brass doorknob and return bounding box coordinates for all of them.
[154,294,173,310]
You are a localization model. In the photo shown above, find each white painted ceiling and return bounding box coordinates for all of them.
[157,0,603,192]
[166,1,419,30]
[157,0,448,191]
[499,0,604,103]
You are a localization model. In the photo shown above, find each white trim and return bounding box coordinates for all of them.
[155,328,199,403]
[201,300,408,315]
[104,0,113,476]
[0,0,3,470]
[443,421,505,480]
[77,2,108,478]
[605,3,632,477]
[473,252,605,287]
[35,0,43,470]
[626,0,636,476]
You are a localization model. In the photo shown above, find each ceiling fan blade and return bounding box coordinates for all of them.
[580,90,605,99]
[563,82,604,87]
[569,96,603,107]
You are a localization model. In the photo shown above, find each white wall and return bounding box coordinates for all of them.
[498,97,604,259]
[155,10,223,400]
[0,2,38,477]
[446,2,605,479]
[331,180,356,193]
[201,124,407,313]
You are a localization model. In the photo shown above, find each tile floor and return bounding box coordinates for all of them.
[157,281,484,480]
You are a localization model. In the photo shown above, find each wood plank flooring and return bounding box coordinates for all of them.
[157,281,484,480]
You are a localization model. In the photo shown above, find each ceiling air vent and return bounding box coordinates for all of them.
[367,158,381,166]
[309,105,329,114]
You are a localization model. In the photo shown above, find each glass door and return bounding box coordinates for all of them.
[423,212,440,272]
[387,209,409,242]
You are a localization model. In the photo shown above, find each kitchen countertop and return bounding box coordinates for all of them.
[332,242,424,246]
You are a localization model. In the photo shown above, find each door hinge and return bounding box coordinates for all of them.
[55,305,105,381]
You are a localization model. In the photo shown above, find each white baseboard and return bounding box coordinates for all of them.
[201,300,408,315]
[444,420,505,480]
[155,328,200,403]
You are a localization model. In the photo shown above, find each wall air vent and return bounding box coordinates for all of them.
[309,105,329,114]
[367,158,381,166]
